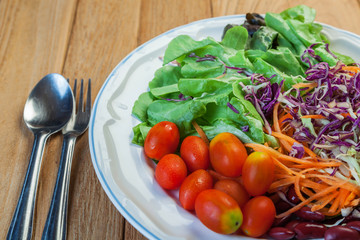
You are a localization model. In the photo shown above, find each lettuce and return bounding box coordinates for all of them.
[131,5,354,147]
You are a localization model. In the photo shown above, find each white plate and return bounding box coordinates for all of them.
[89,15,360,240]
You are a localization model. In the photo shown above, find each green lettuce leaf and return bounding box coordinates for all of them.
[163,35,215,64]
[149,65,181,97]
[221,25,248,50]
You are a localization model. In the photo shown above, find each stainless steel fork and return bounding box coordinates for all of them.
[42,79,91,240]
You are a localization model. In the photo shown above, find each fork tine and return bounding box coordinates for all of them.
[85,79,91,113]
[78,79,84,112]
[73,79,77,98]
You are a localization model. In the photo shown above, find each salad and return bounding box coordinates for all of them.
[131,5,360,240]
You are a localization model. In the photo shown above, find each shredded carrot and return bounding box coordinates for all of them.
[339,189,350,210]
[246,100,360,218]
[292,82,318,89]
[301,114,326,119]
[271,131,317,158]
[342,65,360,75]
[278,113,293,128]
[271,157,302,176]
[294,174,306,202]
[292,82,318,95]
[191,120,209,146]
[345,192,356,206]
[341,112,358,118]
[301,187,315,198]
[244,143,337,167]
[329,191,342,213]
[246,141,360,218]
[273,103,293,152]
[311,192,339,212]
[269,177,296,192]
[276,185,340,218]
[300,179,327,191]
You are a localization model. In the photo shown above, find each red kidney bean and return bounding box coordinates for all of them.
[268,227,295,240]
[294,222,327,239]
[272,214,292,227]
[295,206,325,222]
[323,215,343,225]
[276,200,292,214]
[346,221,360,232]
[286,185,300,204]
[285,220,301,231]
[343,214,360,223]
[324,225,360,240]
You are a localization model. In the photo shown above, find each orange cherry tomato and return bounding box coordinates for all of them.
[241,196,276,238]
[209,132,248,177]
[214,179,249,208]
[155,154,187,190]
[195,189,243,234]
[144,121,180,160]
[242,151,274,196]
[179,169,213,210]
[180,136,210,172]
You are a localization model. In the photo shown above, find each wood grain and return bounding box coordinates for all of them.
[59,0,142,238]
[1,0,360,239]
[0,0,77,239]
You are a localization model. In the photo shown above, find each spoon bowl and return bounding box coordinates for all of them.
[7,73,74,240]
[24,74,74,131]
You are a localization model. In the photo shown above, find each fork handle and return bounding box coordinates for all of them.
[42,134,76,240]
[7,131,51,240]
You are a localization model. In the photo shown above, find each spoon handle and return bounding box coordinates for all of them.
[41,134,76,240]
[7,132,50,240]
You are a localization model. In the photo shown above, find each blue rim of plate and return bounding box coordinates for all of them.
[89,14,360,240]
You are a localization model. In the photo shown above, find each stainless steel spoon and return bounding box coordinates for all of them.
[7,73,74,240]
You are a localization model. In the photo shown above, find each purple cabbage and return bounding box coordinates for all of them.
[227,102,240,114]
[289,142,305,159]
[280,60,360,158]
[242,74,284,134]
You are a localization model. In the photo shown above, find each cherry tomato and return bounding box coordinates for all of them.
[155,154,187,190]
[180,136,210,172]
[241,196,276,238]
[242,151,274,196]
[179,169,213,210]
[144,121,180,160]
[209,132,248,177]
[214,179,249,208]
[195,189,243,234]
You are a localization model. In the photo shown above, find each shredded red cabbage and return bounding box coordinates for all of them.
[241,125,249,132]
[280,60,360,158]
[289,142,305,158]
[227,102,240,114]
[240,74,284,134]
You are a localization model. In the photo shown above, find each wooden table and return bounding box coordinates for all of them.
[1,0,360,239]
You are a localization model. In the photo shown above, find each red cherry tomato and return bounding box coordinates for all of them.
[241,196,276,238]
[179,169,213,210]
[180,136,210,172]
[155,154,187,190]
[209,132,248,177]
[242,151,274,196]
[195,189,243,234]
[214,179,249,208]
[144,121,180,160]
